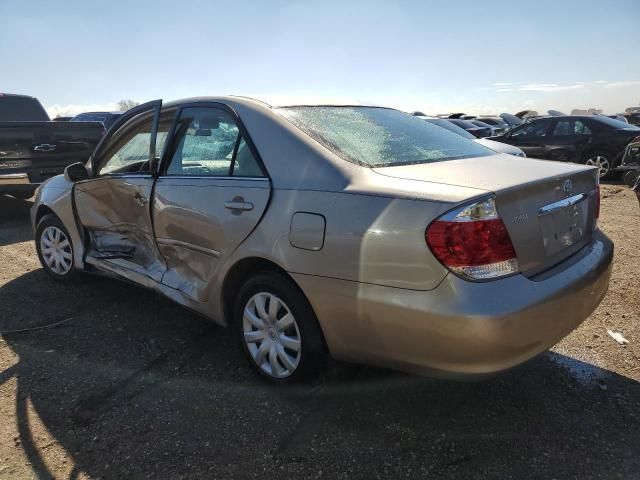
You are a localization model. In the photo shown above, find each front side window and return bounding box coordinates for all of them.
[97,108,173,175]
[510,119,552,138]
[275,107,492,167]
[99,112,154,174]
[552,120,572,136]
[165,107,263,177]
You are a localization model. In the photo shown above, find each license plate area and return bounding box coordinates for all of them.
[539,193,589,256]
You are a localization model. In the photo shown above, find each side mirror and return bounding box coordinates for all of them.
[64,162,89,182]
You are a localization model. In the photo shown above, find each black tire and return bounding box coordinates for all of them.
[234,271,326,384]
[35,214,80,282]
[623,170,639,187]
[583,150,614,180]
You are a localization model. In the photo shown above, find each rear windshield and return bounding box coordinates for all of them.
[72,113,109,123]
[0,95,49,121]
[594,116,640,130]
[275,106,492,167]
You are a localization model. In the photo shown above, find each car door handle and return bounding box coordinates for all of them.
[134,192,148,206]
[33,144,57,152]
[224,200,253,211]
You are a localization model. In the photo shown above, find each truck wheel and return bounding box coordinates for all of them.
[234,272,326,383]
[35,214,79,282]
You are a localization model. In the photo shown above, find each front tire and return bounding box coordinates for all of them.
[234,272,326,383]
[624,169,639,187]
[35,214,79,282]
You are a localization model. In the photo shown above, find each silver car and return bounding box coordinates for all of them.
[31,97,613,383]
[417,116,526,156]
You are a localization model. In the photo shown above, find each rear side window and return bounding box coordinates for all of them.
[276,107,491,167]
[165,107,263,177]
[552,120,592,136]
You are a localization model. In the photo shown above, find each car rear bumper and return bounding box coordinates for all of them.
[293,229,613,377]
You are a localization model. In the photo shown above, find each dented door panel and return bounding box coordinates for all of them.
[75,175,166,281]
[153,177,270,301]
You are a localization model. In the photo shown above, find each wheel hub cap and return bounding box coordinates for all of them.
[40,226,73,275]
[586,155,610,177]
[242,292,301,378]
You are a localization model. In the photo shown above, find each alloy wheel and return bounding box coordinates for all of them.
[242,292,302,379]
[40,226,73,275]
[585,155,610,178]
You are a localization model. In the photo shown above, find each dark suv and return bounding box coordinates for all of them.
[491,115,640,178]
[71,112,122,130]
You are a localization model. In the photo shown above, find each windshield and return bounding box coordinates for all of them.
[276,107,492,167]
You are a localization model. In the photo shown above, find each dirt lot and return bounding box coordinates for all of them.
[0,184,639,479]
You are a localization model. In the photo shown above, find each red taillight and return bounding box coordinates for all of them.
[427,219,517,266]
[426,197,519,280]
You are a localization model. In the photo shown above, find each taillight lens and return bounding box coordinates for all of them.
[426,197,519,280]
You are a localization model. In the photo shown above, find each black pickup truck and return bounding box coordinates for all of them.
[0,94,105,198]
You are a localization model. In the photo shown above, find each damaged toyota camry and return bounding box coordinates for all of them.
[31,97,613,383]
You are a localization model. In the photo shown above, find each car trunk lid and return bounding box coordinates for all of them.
[373,155,599,277]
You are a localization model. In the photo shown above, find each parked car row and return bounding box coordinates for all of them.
[414,116,526,157]
[413,109,640,178]
[490,114,640,178]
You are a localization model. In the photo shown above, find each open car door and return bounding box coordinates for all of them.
[73,100,168,282]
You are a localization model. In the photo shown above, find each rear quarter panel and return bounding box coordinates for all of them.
[221,189,452,292]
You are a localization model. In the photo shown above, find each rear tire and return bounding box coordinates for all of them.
[35,214,80,282]
[583,150,614,180]
[234,271,326,384]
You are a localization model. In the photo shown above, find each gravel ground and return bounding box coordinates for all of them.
[0,184,639,480]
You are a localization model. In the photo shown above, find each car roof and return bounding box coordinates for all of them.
[162,95,388,110]
[0,92,38,99]
[528,115,605,121]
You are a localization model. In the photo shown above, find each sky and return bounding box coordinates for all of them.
[1,0,639,118]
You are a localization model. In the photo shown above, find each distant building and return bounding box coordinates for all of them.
[625,106,640,114]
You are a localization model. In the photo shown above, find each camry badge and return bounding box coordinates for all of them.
[562,179,572,196]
